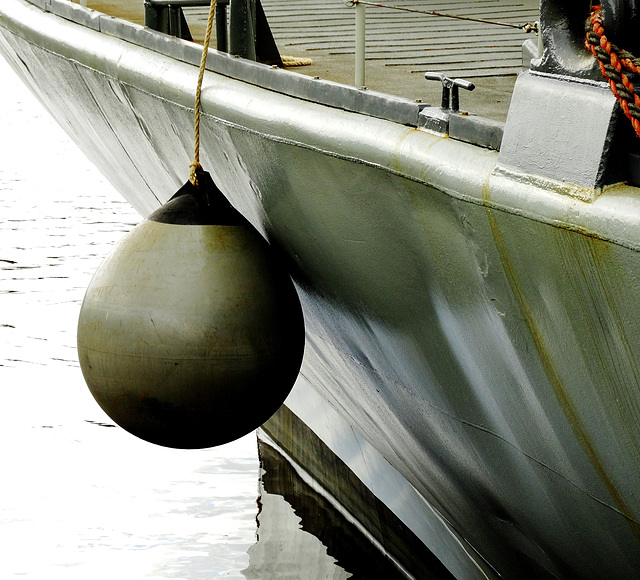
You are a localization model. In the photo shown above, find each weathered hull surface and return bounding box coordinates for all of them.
[2,1,640,577]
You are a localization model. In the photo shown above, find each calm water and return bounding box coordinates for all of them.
[0,56,354,579]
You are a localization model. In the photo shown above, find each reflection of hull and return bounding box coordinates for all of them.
[250,427,449,579]
[2,1,640,578]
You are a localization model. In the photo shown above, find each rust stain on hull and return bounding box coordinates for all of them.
[482,180,640,538]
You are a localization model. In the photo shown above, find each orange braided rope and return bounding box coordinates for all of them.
[585,4,640,137]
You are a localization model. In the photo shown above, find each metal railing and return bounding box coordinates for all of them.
[346,0,539,88]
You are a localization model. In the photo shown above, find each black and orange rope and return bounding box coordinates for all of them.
[585,4,640,137]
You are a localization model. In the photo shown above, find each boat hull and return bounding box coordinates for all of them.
[2,1,640,577]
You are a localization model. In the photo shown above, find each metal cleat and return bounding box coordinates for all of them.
[419,72,475,135]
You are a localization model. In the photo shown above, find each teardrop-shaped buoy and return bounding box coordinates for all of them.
[77,170,304,449]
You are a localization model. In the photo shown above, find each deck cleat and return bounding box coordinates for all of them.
[418,72,475,135]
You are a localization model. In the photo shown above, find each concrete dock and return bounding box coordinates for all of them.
[86,0,539,121]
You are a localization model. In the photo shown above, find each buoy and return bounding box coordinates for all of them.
[77,170,305,449]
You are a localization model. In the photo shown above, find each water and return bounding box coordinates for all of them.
[0,56,260,578]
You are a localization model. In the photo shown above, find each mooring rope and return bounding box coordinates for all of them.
[187,1,312,182]
[190,0,218,186]
[281,55,314,67]
[585,4,640,138]
[347,0,538,32]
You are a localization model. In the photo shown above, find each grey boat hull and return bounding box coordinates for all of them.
[2,1,640,577]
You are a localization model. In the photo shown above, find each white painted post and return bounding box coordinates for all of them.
[537,24,543,58]
[355,1,366,88]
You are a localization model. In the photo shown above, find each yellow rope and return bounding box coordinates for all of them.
[281,55,313,67]
[188,1,311,184]
[189,0,218,186]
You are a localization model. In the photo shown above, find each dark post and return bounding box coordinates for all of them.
[216,0,230,52]
[229,0,257,60]
[144,1,193,41]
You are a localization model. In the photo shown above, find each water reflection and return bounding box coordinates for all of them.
[247,442,352,579]
[246,436,412,580]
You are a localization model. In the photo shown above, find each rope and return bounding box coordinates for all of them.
[585,4,640,138]
[281,55,313,67]
[347,0,538,32]
[189,0,218,186]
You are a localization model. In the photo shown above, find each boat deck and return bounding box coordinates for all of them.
[84,0,540,121]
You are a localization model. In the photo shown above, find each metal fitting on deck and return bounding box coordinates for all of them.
[419,72,475,135]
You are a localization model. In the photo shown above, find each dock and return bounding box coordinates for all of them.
[84,0,540,121]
